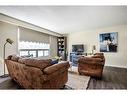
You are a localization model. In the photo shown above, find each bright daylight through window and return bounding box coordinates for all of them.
[19,41,50,57]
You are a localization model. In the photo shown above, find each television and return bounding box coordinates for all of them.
[72,44,84,52]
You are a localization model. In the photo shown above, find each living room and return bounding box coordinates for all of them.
[0,6,127,91]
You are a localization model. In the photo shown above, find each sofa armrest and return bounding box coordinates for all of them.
[43,61,70,75]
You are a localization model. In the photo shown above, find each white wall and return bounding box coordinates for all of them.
[49,36,57,58]
[0,21,19,75]
[68,25,127,68]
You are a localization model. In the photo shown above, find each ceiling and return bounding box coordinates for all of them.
[0,6,127,34]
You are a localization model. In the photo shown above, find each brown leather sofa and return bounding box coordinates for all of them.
[78,53,105,78]
[5,55,70,89]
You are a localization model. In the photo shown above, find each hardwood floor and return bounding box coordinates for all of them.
[87,66,127,89]
[0,77,22,89]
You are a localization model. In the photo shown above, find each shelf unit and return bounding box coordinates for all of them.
[57,36,67,61]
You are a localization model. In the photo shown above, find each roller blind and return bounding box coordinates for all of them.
[19,26,49,43]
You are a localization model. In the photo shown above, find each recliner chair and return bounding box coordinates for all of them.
[78,53,105,78]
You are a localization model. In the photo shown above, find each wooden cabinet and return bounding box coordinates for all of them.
[57,36,67,61]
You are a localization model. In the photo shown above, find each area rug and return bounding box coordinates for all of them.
[66,72,90,90]
[68,66,79,74]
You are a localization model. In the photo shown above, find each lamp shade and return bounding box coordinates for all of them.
[6,38,14,44]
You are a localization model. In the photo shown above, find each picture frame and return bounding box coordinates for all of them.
[99,32,118,52]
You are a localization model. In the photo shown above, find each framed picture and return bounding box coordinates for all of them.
[99,32,118,52]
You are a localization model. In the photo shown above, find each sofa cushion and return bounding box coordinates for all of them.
[25,59,52,70]
[18,58,29,64]
[51,59,58,65]
[7,55,12,60]
[11,55,20,62]
[44,61,69,74]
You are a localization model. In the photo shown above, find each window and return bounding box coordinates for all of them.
[20,51,28,56]
[19,41,50,57]
[44,50,49,56]
[29,51,36,57]
[38,50,44,57]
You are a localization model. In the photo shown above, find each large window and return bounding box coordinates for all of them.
[19,41,50,57]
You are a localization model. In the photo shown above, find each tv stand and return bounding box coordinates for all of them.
[70,52,84,66]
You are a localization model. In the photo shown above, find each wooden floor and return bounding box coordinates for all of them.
[0,77,22,89]
[0,66,127,89]
[87,66,127,89]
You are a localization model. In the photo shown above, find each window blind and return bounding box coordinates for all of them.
[19,26,49,43]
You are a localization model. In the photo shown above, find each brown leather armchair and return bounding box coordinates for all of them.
[5,55,70,89]
[78,53,105,78]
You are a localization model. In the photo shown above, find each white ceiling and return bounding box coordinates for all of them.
[0,6,127,34]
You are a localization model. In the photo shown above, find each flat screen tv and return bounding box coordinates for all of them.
[72,44,84,52]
